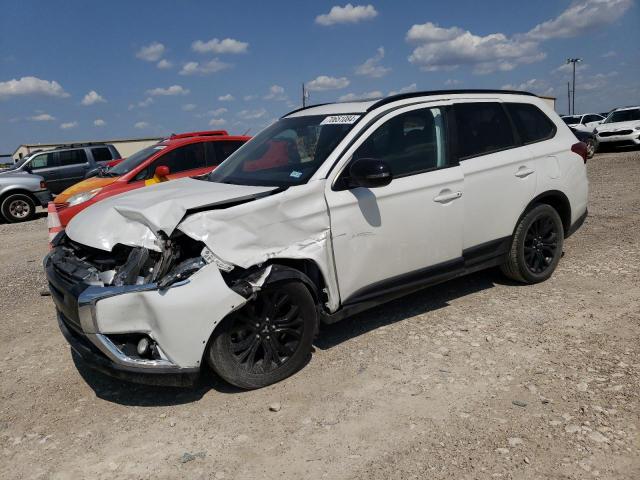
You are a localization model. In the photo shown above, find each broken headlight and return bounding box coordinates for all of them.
[158,257,206,289]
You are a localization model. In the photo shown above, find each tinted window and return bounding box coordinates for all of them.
[353,107,448,176]
[204,142,218,167]
[506,103,556,144]
[91,147,113,162]
[58,149,88,166]
[583,114,602,123]
[29,152,58,170]
[215,141,244,164]
[605,108,640,123]
[152,142,205,175]
[454,103,515,159]
[562,116,580,124]
[109,145,160,176]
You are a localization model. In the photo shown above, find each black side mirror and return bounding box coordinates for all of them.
[347,158,392,189]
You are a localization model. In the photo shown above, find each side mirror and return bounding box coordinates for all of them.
[155,165,170,179]
[348,158,392,189]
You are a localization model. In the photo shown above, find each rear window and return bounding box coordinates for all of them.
[454,102,516,160]
[506,103,556,144]
[562,116,581,124]
[91,147,113,162]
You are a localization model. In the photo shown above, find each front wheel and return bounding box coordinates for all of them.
[585,138,596,158]
[501,204,564,284]
[1,193,36,223]
[207,281,317,389]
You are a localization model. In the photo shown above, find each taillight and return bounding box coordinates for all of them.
[40,180,47,189]
[571,142,588,163]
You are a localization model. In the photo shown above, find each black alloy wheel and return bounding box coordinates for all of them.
[523,215,559,275]
[208,281,316,389]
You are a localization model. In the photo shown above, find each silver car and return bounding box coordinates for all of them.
[0,166,52,222]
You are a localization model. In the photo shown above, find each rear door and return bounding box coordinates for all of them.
[27,151,62,192]
[454,101,537,252]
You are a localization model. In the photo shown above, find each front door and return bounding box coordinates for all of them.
[325,104,464,304]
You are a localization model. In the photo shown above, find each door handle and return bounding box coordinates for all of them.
[515,166,535,178]
[433,190,463,203]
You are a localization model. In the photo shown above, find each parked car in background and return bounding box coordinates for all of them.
[52,130,249,228]
[561,113,605,133]
[45,90,588,389]
[10,143,120,195]
[594,106,640,150]
[0,169,52,222]
[85,157,124,179]
[570,127,598,158]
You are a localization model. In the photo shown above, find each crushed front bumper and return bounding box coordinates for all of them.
[44,247,246,386]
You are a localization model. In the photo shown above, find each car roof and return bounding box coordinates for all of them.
[612,105,640,112]
[157,130,250,147]
[284,89,537,118]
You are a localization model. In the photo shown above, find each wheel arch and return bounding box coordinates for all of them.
[0,188,39,211]
[519,190,572,237]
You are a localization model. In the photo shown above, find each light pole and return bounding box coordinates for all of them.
[566,58,582,115]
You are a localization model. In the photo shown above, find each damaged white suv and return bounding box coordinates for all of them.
[45,90,589,389]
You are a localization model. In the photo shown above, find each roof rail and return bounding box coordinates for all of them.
[54,142,109,149]
[367,89,537,112]
[169,130,228,139]
[281,103,331,118]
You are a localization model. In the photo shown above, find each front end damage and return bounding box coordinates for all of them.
[45,179,339,385]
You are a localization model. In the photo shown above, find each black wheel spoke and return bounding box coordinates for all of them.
[523,213,561,275]
[274,327,302,340]
[231,334,257,353]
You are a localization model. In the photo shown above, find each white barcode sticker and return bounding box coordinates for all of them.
[320,115,360,125]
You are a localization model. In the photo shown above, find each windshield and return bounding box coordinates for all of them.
[208,115,357,187]
[562,116,580,124]
[105,144,164,176]
[604,108,640,123]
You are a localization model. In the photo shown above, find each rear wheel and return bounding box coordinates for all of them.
[1,193,36,223]
[501,204,564,284]
[207,281,317,389]
[585,138,596,158]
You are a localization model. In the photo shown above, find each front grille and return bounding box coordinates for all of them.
[599,130,632,137]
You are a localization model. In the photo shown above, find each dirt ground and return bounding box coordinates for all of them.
[0,150,638,480]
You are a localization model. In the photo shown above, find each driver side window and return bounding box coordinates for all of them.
[29,152,58,170]
[353,107,448,177]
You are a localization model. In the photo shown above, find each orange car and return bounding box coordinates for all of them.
[53,130,249,228]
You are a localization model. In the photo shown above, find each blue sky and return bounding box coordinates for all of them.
[1,0,639,154]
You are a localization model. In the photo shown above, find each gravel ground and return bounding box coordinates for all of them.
[0,150,638,480]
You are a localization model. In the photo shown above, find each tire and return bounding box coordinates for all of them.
[1,193,36,223]
[586,138,596,158]
[207,281,317,389]
[501,204,564,284]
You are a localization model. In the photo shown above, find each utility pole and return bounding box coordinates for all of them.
[566,58,582,115]
[302,83,308,108]
[567,82,571,116]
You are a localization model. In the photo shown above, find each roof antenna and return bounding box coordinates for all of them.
[242,128,251,135]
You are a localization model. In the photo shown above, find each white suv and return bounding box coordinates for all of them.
[45,90,589,389]
[594,106,640,149]
[561,113,604,133]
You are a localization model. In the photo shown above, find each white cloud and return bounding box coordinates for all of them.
[306,75,350,91]
[182,103,196,111]
[156,59,173,69]
[601,50,617,58]
[501,78,554,96]
[192,38,249,54]
[407,22,545,74]
[444,79,462,86]
[218,94,235,102]
[238,108,267,120]
[553,62,589,75]
[264,84,287,100]
[209,118,227,127]
[208,107,228,116]
[524,0,632,41]
[93,119,106,127]
[315,4,378,26]
[30,113,55,121]
[81,90,106,106]
[0,76,69,99]
[179,59,231,76]
[60,121,78,129]
[581,71,619,91]
[355,47,390,78]
[388,83,417,96]
[146,85,190,96]
[136,42,165,62]
[134,121,149,129]
[243,94,257,101]
[338,90,383,101]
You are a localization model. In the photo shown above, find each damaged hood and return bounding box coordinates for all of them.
[65,177,278,251]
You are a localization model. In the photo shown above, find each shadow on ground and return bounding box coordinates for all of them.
[73,266,520,406]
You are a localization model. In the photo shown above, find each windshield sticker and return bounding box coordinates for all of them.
[320,115,360,125]
[154,146,167,150]
[290,170,302,179]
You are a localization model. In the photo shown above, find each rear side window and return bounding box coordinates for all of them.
[506,103,556,144]
[58,149,88,166]
[91,147,113,162]
[454,103,515,160]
